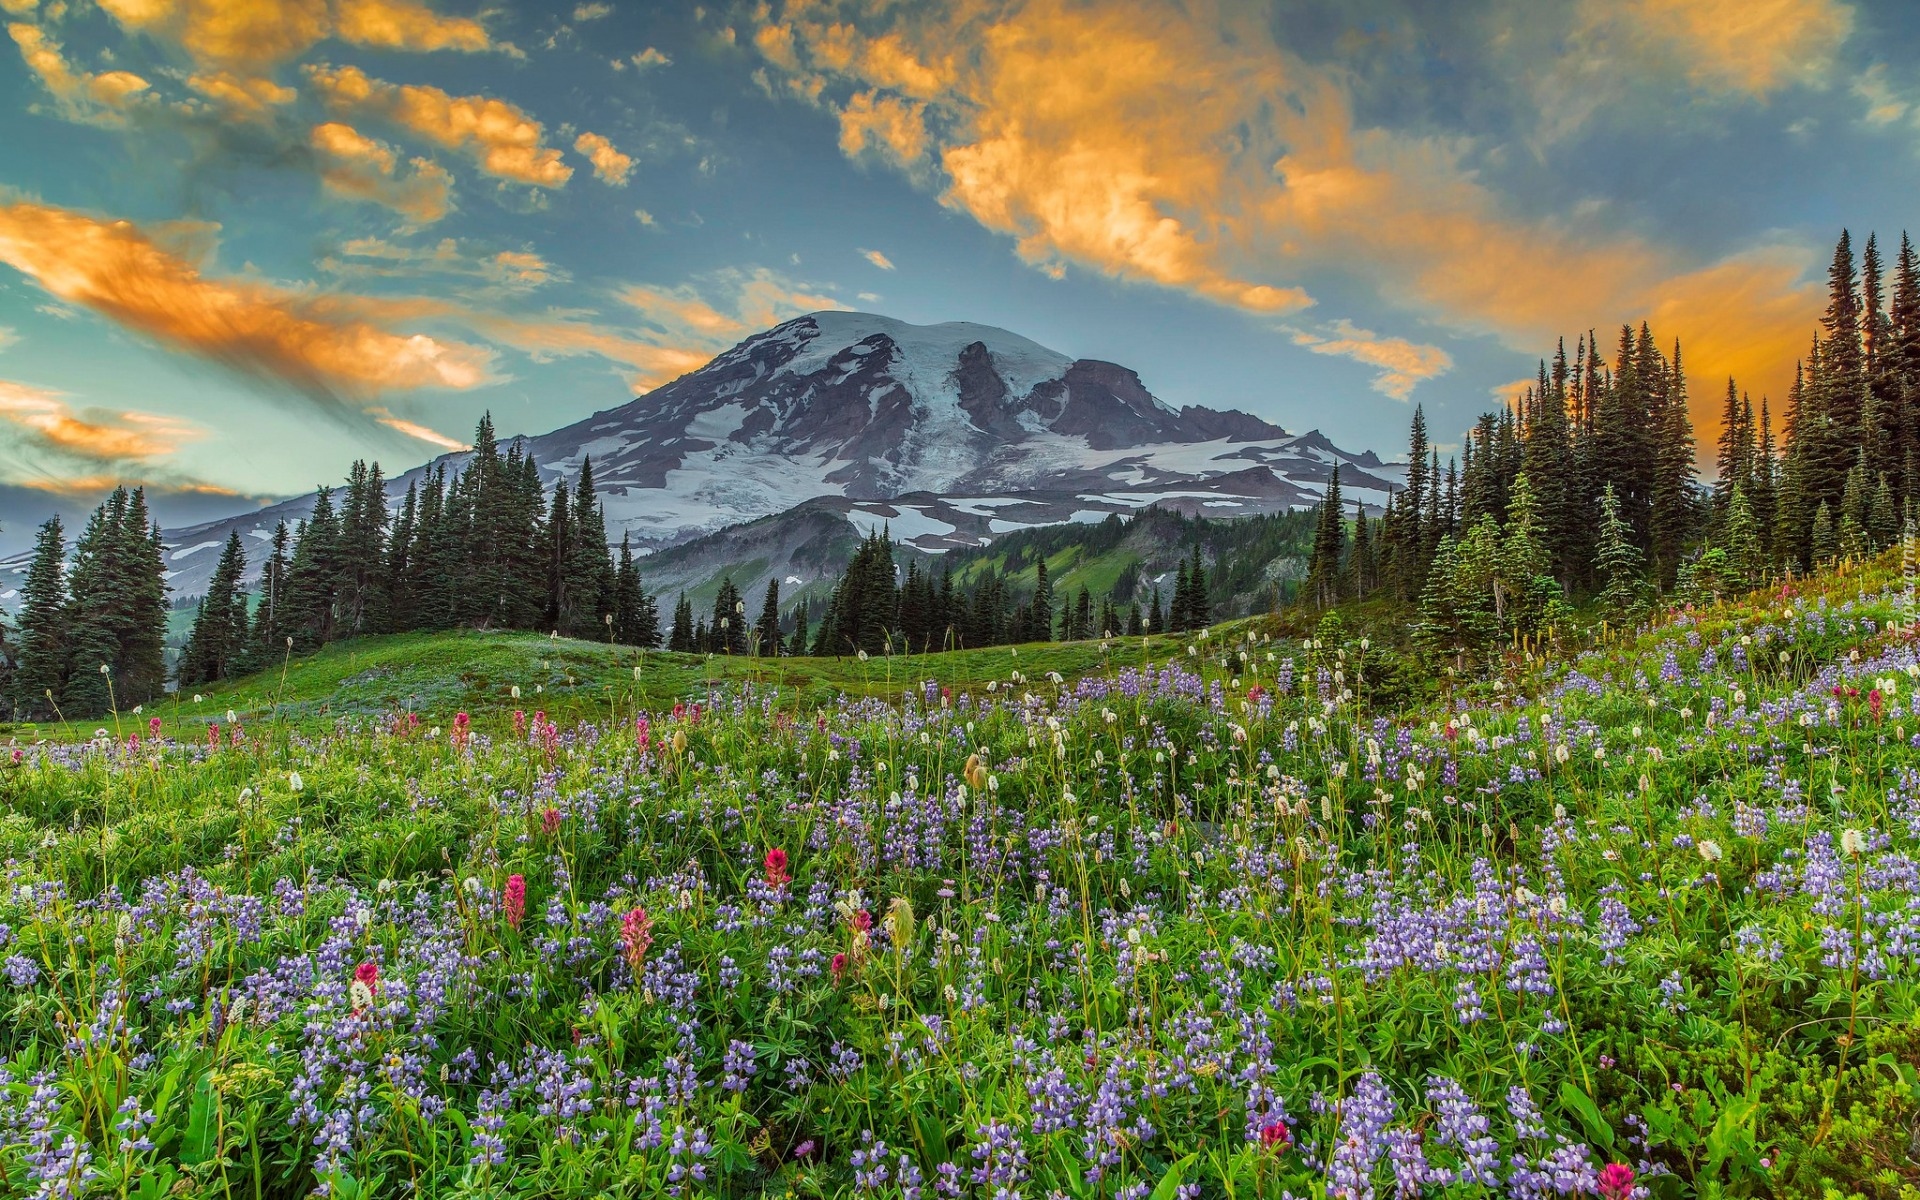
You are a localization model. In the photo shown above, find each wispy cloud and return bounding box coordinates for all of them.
[859,247,895,271]
[369,407,469,450]
[318,236,564,294]
[1289,321,1453,402]
[0,201,495,413]
[310,122,454,224]
[8,21,152,126]
[0,377,227,492]
[308,63,572,188]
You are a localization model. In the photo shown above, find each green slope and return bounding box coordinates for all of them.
[5,624,1233,741]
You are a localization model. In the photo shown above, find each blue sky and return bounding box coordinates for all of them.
[2,0,1918,552]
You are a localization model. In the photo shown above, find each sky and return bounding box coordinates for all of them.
[2,0,1919,553]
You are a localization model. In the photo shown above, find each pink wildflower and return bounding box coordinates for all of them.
[1598,1163,1635,1200]
[620,906,653,971]
[504,874,527,930]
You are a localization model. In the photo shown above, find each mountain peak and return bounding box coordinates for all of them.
[26,311,1401,601]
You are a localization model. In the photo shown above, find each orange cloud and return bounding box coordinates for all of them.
[369,408,469,449]
[332,0,488,54]
[0,201,495,408]
[1289,320,1453,402]
[9,21,152,124]
[186,70,296,119]
[750,0,1825,410]
[308,63,572,188]
[1606,0,1853,98]
[310,121,453,223]
[94,0,490,76]
[858,247,894,271]
[573,131,633,186]
[0,379,201,464]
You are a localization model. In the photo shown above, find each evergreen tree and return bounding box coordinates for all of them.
[179,533,248,685]
[668,594,695,652]
[710,578,747,655]
[283,488,341,650]
[1305,466,1345,609]
[1649,342,1698,588]
[253,521,291,658]
[1347,498,1372,598]
[753,577,781,655]
[564,456,614,636]
[1594,484,1644,614]
[10,516,67,719]
[1811,500,1838,562]
[1029,558,1054,641]
[611,534,659,648]
[786,597,811,656]
[1723,485,1761,592]
[1186,546,1211,630]
[814,531,899,655]
[120,488,170,703]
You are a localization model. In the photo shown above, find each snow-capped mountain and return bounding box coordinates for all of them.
[2,311,1402,602]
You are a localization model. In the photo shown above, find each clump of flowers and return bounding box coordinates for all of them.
[350,961,379,1011]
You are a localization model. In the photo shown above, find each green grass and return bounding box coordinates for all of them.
[5,625,1239,743]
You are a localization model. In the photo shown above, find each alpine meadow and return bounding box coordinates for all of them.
[4,2,1920,1199]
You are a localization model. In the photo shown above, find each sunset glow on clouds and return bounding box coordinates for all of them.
[0,0,1916,540]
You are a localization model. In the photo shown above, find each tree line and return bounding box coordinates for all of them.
[655,529,1219,659]
[1302,227,1920,664]
[3,417,662,719]
[3,487,169,720]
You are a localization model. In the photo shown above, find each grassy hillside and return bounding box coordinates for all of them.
[3,624,1223,742]
[6,553,1920,1198]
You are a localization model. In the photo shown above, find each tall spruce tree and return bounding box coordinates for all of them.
[1305,466,1345,609]
[179,533,248,686]
[753,577,781,655]
[10,516,68,718]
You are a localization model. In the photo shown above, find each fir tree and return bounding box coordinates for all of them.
[10,516,68,719]
[1186,546,1210,630]
[668,594,694,652]
[753,577,781,655]
[1594,484,1644,614]
[710,577,747,655]
[1305,466,1345,609]
[179,533,248,685]
[787,598,811,656]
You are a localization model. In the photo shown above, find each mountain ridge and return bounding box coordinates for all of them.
[3,311,1402,603]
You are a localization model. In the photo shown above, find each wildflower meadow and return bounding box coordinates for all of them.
[5,560,1920,1199]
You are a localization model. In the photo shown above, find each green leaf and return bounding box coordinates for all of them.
[180,1075,218,1167]
[1151,1151,1200,1200]
[1558,1081,1614,1151]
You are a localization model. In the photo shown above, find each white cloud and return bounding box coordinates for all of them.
[859,247,895,270]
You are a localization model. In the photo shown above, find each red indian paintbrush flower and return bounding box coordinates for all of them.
[620,906,653,971]
[1597,1163,1635,1200]
[504,874,527,930]
[764,847,790,888]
